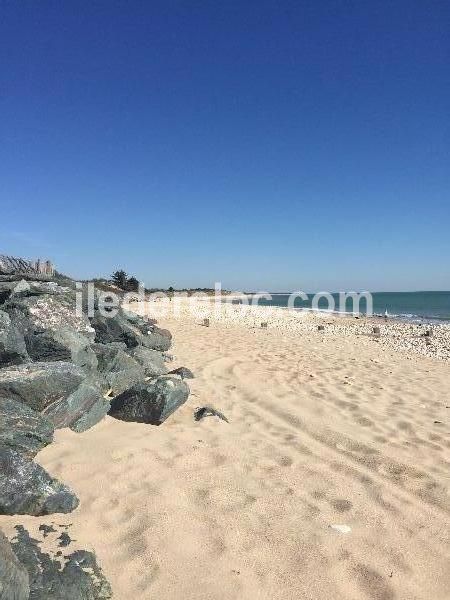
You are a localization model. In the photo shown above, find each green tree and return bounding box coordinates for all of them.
[125,276,139,292]
[111,270,128,289]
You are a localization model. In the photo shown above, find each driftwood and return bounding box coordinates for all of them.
[194,406,229,423]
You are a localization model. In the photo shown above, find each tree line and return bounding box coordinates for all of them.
[110,270,140,291]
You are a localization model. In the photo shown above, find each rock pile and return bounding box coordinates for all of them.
[0,274,192,598]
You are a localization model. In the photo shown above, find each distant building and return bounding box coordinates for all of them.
[32,258,55,276]
[0,254,55,276]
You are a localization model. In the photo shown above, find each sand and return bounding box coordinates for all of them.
[2,302,450,599]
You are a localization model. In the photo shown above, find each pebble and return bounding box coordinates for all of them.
[330,524,352,534]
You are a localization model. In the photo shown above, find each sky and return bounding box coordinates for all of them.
[1,1,449,292]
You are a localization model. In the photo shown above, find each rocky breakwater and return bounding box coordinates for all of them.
[0,275,192,598]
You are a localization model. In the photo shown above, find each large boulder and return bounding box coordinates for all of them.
[92,343,146,395]
[89,311,139,347]
[0,310,28,367]
[24,327,97,371]
[0,397,54,458]
[122,310,172,350]
[43,382,110,433]
[24,329,71,362]
[90,309,172,351]
[109,376,189,425]
[0,529,30,600]
[11,526,112,600]
[0,362,85,412]
[0,446,79,516]
[93,342,138,372]
[139,326,172,352]
[127,346,168,377]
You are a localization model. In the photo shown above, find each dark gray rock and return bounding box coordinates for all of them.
[89,311,140,348]
[2,306,34,340]
[109,376,189,425]
[0,310,28,367]
[0,283,15,305]
[93,343,140,373]
[126,315,159,336]
[90,310,172,351]
[0,528,30,600]
[0,446,79,516]
[57,532,72,548]
[42,382,110,433]
[0,362,85,412]
[127,346,168,377]
[168,366,194,380]
[139,326,172,352]
[0,397,54,458]
[92,343,145,395]
[119,309,156,327]
[11,526,112,599]
[25,328,97,371]
[24,330,71,362]
[104,368,144,396]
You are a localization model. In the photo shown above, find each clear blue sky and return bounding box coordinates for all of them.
[1,1,449,291]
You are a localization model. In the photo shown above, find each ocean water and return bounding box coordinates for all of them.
[237,291,450,323]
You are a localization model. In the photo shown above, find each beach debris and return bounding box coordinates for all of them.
[422,329,433,337]
[373,326,380,335]
[194,406,229,423]
[202,318,210,327]
[329,524,352,534]
[318,325,325,332]
[168,366,194,379]
[261,322,268,328]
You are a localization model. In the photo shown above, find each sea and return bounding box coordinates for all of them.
[235,291,450,324]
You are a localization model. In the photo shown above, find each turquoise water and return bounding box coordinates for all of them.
[238,292,450,323]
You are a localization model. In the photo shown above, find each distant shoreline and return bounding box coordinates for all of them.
[128,296,450,361]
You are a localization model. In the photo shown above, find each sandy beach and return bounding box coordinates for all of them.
[1,299,450,599]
